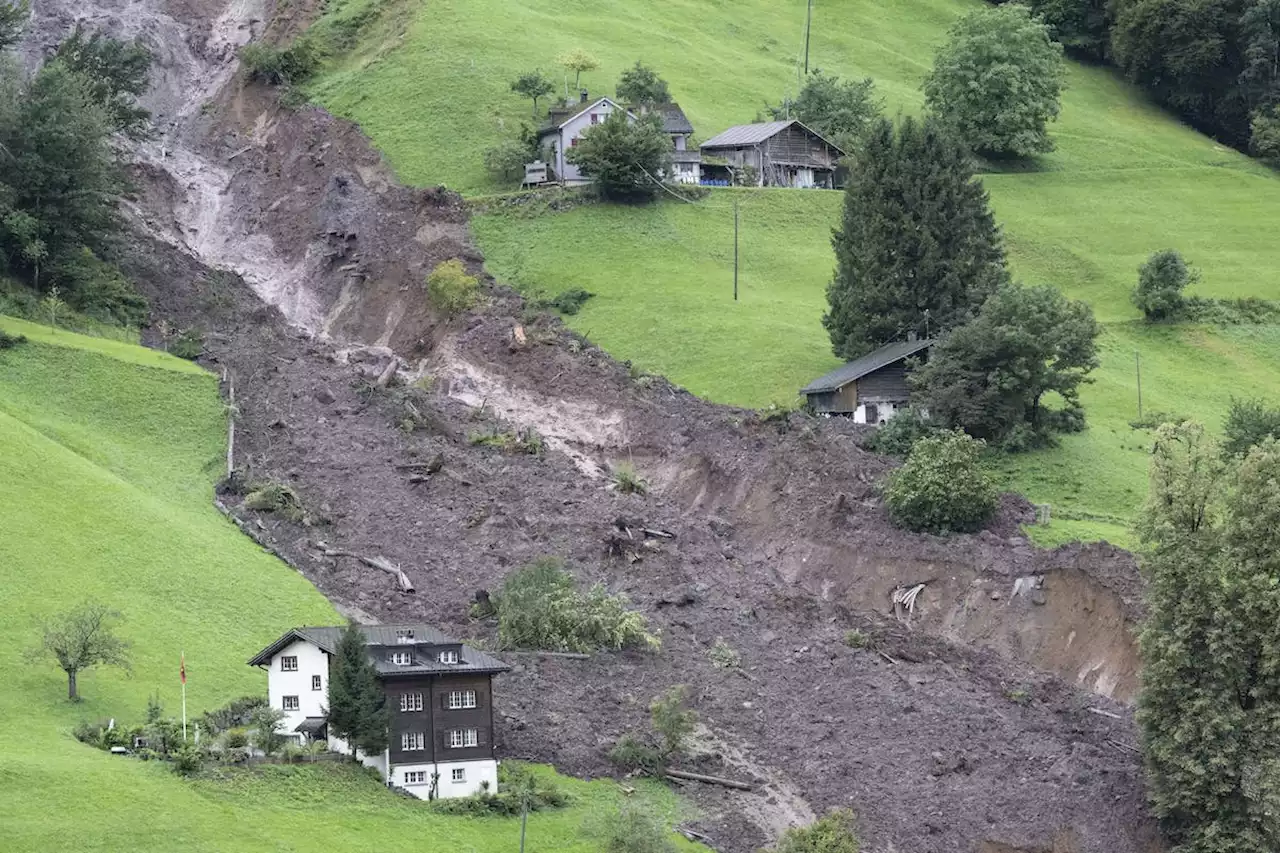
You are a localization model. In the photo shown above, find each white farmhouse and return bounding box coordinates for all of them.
[536,93,700,185]
[248,624,509,800]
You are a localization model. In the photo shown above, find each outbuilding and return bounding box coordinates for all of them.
[700,119,844,188]
[800,338,934,423]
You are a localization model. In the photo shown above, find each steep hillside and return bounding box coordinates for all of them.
[307,0,1280,546]
[0,321,688,853]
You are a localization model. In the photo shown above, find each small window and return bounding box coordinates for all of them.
[449,728,479,749]
[404,770,427,785]
[401,732,426,751]
[438,650,459,665]
[391,651,412,666]
[280,656,298,672]
[569,138,579,147]
[282,696,300,711]
[395,629,414,642]
[451,768,466,783]
[448,690,477,710]
[590,113,600,125]
[311,675,322,691]
[400,692,423,713]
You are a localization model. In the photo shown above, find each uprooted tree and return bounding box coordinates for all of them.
[32,602,131,701]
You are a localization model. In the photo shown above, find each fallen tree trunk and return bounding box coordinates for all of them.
[665,769,753,791]
[498,650,591,660]
[374,357,401,389]
[323,548,415,593]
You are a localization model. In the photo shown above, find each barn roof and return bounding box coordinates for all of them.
[247,625,510,675]
[800,339,934,395]
[700,119,844,154]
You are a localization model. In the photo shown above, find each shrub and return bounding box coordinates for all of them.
[1222,397,1280,457]
[1251,104,1280,166]
[1129,411,1189,431]
[649,686,695,759]
[55,248,149,327]
[468,428,543,455]
[584,802,678,853]
[425,259,480,317]
[243,482,305,522]
[863,408,936,458]
[223,728,249,749]
[167,328,203,360]
[198,695,267,734]
[0,330,27,349]
[770,809,859,853]
[607,732,664,775]
[544,288,594,315]
[611,461,648,495]
[842,629,869,649]
[240,33,327,86]
[171,744,203,775]
[495,557,659,653]
[1133,249,1196,321]
[431,764,569,815]
[883,431,998,534]
[249,706,287,756]
[707,637,740,669]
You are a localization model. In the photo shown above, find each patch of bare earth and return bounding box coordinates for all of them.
[25,0,1164,849]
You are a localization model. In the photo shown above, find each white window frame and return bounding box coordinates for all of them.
[401,731,425,751]
[438,650,459,665]
[448,690,477,710]
[280,655,298,672]
[311,674,322,691]
[391,651,412,666]
[282,695,300,711]
[395,629,414,642]
[404,770,426,785]
[451,768,466,783]
[449,728,478,749]
[399,692,423,712]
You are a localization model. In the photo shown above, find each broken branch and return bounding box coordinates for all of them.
[665,769,754,791]
[1087,707,1123,720]
[498,650,591,660]
[322,548,415,593]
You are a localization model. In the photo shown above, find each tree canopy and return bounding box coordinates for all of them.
[1137,424,1280,853]
[615,61,671,106]
[912,282,1100,445]
[55,26,152,138]
[768,71,881,153]
[1133,248,1197,320]
[324,621,389,757]
[566,110,671,201]
[883,430,998,534]
[824,115,1008,359]
[510,70,555,117]
[923,4,1067,158]
[32,602,131,701]
[0,0,28,52]
[557,48,599,92]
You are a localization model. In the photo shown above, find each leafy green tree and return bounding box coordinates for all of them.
[1022,0,1112,59]
[1240,0,1280,107]
[31,601,131,701]
[883,431,998,534]
[615,61,670,106]
[1251,103,1280,163]
[510,70,555,117]
[1133,248,1197,320]
[55,27,152,138]
[824,115,1008,359]
[1137,424,1280,853]
[324,621,389,758]
[923,4,1066,157]
[249,705,287,756]
[566,110,671,201]
[585,802,678,853]
[649,686,695,760]
[770,809,860,853]
[0,0,28,52]
[768,71,881,153]
[1223,397,1280,456]
[912,282,1100,444]
[425,258,479,316]
[557,48,599,92]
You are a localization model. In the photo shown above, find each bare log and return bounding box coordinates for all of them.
[640,527,676,539]
[1087,707,1123,720]
[665,769,754,791]
[677,827,711,843]
[374,357,401,389]
[323,548,415,593]
[498,650,591,660]
[876,650,899,666]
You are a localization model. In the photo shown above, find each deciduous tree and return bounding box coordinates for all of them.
[55,27,152,138]
[33,602,131,701]
[1133,248,1197,320]
[557,48,599,93]
[824,115,1008,359]
[0,0,27,52]
[615,61,670,106]
[510,70,554,118]
[923,4,1066,157]
[324,621,389,758]
[768,71,881,153]
[566,110,671,201]
[883,430,998,534]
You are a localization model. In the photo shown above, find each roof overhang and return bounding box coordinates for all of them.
[246,629,332,666]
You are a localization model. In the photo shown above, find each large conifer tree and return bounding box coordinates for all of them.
[823,115,1009,360]
[325,621,389,758]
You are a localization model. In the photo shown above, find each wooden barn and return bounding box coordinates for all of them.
[699,120,844,188]
[800,338,934,422]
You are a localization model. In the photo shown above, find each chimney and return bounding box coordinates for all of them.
[580,88,589,103]
[907,330,918,343]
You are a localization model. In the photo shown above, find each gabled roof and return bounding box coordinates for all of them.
[800,339,934,394]
[539,97,632,135]
[247,624,510,676]
[700,119,844,155]
[633,102,693,135]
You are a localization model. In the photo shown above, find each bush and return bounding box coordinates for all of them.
[842,629,869,649]
[544,288,594,315]
[240,33,327,86]
[584,802,678,853]
[770,809,859,853]
[607,732,664,775]
[249,706,287,756]
[1222,397,1280,457]
[54,249,149,327]
[1133,249,1197,321]
[483,131,539,185]
[168,328,203,360]
[707,637,740,669]
[468,428,543,455]
[431,764,569,815]
[0,330,27,349]
[243,482,305,522]
[495,557,659,652]
[863,408,936,458]
[883,431,998,534]
[1251,104,1280,166]
[198,695,267,734]
[611,461,648,495]
[425,259,480,317]
[223,728,249,749]
[171,744,203,775]
[649,686,695,759]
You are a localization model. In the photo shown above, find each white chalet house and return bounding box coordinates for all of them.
[537,94,700,185]
[249,624,509,799]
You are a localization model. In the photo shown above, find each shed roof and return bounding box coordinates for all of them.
[247,624,510,676]
[700,119,845,155]
[638,102,694,135]
[800,339,934,394]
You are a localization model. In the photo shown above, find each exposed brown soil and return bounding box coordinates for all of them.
[25,0,1165,850]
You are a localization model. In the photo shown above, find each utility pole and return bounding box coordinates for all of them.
[1135,350,1143,419]
[733,198,740,302]
[804,0,813,76]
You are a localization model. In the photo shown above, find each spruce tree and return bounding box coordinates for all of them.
[823,115,1009,360]
[324,621,388,758]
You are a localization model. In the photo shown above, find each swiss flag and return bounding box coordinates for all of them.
[180,653,186,685]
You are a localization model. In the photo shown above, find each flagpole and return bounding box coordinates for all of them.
[181,650,188,742]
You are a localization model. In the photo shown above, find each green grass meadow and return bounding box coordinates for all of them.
[304,0,1280,544]
[0,320,695,852]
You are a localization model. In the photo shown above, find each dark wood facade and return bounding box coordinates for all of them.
[701,121,843,188]
[383,671,496,766]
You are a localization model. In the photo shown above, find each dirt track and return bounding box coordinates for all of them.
[25,0,1163,849]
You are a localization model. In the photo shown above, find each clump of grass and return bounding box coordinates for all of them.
[167,329,204,360]
[842,629,869,649]
[611,461,648,495]
[707,637,740,669]
[1004,685,1032,706]
[467,428,543,455]
[243,481,306,522]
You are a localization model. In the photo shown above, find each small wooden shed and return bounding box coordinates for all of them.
[800,338,934,422]
[699,120,844,188]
